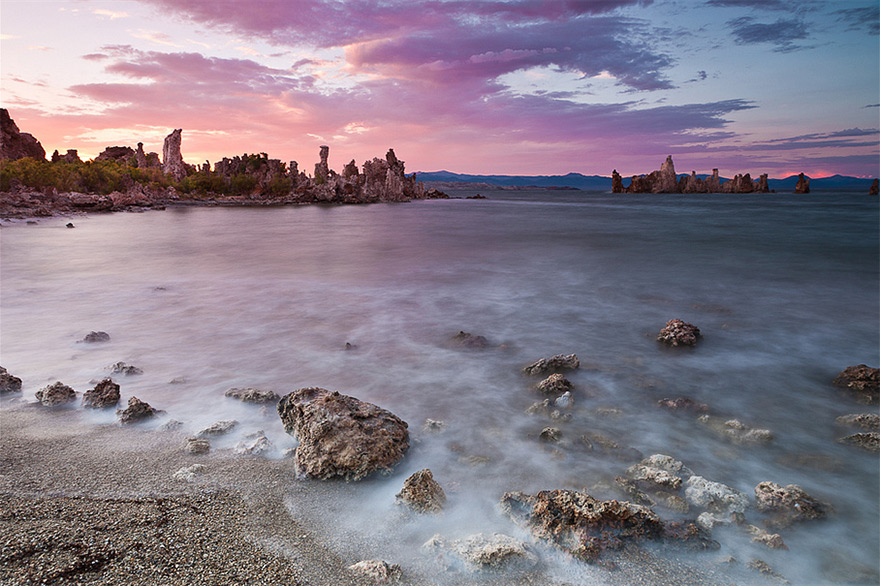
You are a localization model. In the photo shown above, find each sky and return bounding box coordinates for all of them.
[1,0,878,178]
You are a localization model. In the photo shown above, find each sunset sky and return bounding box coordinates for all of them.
[1,0,878,178]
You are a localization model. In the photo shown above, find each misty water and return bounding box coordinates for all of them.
[1,190,878,584]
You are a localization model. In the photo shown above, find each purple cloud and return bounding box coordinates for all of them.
[728,17,810,52]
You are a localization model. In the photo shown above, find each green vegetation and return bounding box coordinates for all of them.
[0,155,293,198]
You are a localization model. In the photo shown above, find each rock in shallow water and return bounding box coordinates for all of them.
[82,378,120,409]
[224,387,279,404]
[197,420,238,437]
[277,387,409,480]
[835,413,880,431]
[448,330,489,350]
[657,319,701,347]
[81,331,110,343]
[0,367,23,394]
[348,559,402,583]
[523,353,579,376]
[832,364,879,404]
[396,468,446,513]
[117,396,161,424]
[35,381,77,406]
[838,431,880,452]
[754,481,830,528]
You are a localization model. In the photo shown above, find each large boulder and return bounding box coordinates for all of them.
[833,364,879,404]
[35,382,77,406]
[0,367,22,394]
[82,378,120,409]
[277,387,409,480]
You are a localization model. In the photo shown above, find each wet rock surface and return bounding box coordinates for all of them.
[449,330,489,349]
[424,533,537,570]
[277,387,409,480]
[657,319,701,347]
[35,381,77,406]
[685,476,749,514]
[833,364,879,404]
[656,396,709,413]
[698,415,773,444]
[108,361,143,376]
[754,481,829,527]
[81,331,111,343]
[117,396,160,424]
[835,413,880,430]
[0,366,23,394]
[536,373,574,395]
[82,378,121,409]
[348,559,402,583]
[185,437,210,454]
[197,420,238,437]
[523,353,579,376]
[224,387,280,404]
[837,431,880,452]
[233,432,273,456]
[395,468,446,513]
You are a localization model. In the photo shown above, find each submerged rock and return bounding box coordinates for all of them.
[108,362,143,376]
[833,365,879,404]
[657,396,709,413]
[185,437,210,454]
[0,367,23,394]
[277,387,409,480]
[685,476,749,514]
[449,330,489,350]
[536,373,574,395]
[657,319,701,347]
[625,454,693,491]
[81,331,110,343]
[500,489,714,563]
[117,396,160,424]
[197,420,238,437]
[348,559,402,583]
[82,378,120,409]
[225,387,280,404]
[424,533,536,570]
[523,353,579,376]
[35,381,77,406]
[754,481,829,527]
[233,431,273,455]
[396,468,446,513]
[539,427,562,443]
[835,413,880,431]
[837,432,880,452]
[698,415,773,444]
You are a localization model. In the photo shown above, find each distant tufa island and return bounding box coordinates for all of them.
[0,108,447,217]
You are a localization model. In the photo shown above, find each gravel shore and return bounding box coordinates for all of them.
[0,400,742,586]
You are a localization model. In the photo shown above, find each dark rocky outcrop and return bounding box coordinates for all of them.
[96,146,136,165]
[794,173,810,194]
[870,179,879,196]
[108,361,143,376]
[224,387,280,404]
[0,366,23,394]
[833,364,879,404]
[835,413,880,431]
[754,481,829,527]
[536,373,574,395]
[0,108,45,161]
[82,378,120,409]
[396,468,446,513]
[612,156,770,194]
[81,331,111,343]
[277,387,409,480]
[523,353,579,376]
[35,381,77,406]
[117,396,161,424]
[500,489,716,564]
[657,397,709,413]
[838,432,880,452]
[657,319,701,347]
[448,331,489,350]
[51,149,82,164]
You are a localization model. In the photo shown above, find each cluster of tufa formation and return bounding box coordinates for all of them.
[612,156,771,194]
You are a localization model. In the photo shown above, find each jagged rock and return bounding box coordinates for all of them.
[197,420,238,437]
[108,361,143,376]
[172,464,206,482]
[754,481,829,527]
[540,427,561,442]
[748,559,789,583]
[657,396,709,413]
[612,157,769,194]
[451,533,536,569]
[500,489,714,563]
[0,367,23,394]
[449,330,489,349]
[837,432,880,452]
[523,353,579,375]
[35,381,77,406]
[0,108,45,161]
[625,454,692,491]
[835,413,879,430]
[833,364,879,404]
[233,431,273,455]
[396,468,446,513]
[525,398,571,420]
[794,173,810,194]
[657,319,701,347]
[314,145,330,183]
[348,559,402,583]
[82,378,120,409]
[685,476,749,514]
[96,145,136,164]
[870,179,879,196]
[162,129,187,180]
[697,415,774,444]
[657,155,678,193]
[117,396,160,424]
[611,170,624,193]
[422,418,446,432]
[224,387,279,404]
[81,331,111,343]
[746,525,788,550]
[51,149,82,163]
[185,437,210,454]
[135,142,147,168]
[277,387,409,480]
[536,373,573,395]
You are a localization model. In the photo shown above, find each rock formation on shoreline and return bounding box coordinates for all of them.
[612,156,772,194]
[1,108,46,161]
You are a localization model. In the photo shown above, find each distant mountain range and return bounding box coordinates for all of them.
[416,170,877,191]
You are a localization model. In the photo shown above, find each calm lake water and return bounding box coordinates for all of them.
[1,190,878,584]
